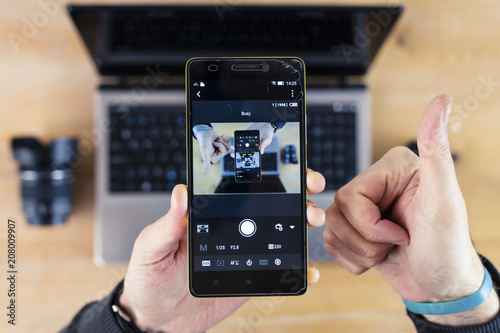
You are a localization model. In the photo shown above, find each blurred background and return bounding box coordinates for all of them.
[1,0,500,332]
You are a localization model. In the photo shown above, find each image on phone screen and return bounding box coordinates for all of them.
[187,58,306,297]
[234,130,261,182]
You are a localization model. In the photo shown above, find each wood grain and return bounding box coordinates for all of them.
[1,0,500,332]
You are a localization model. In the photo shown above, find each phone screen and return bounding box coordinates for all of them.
[234,130,261,182]
[186,58,306,297]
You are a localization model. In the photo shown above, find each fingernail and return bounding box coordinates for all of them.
[442,96,453,125]
[394,238,410,247]
[308,267,320,285]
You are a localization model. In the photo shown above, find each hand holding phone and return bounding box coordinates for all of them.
[118,167,326,331]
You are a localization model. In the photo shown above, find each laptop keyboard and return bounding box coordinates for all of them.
[307,103,357,190]
[108,103,356,192]
[109,105,186,192]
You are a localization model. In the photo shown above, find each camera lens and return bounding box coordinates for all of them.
[208,64,218,71]
[20,169,74,225]
[12,137,78,226]
[262,63,269,72]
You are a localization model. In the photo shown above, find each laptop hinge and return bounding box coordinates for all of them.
[117,76,128,86]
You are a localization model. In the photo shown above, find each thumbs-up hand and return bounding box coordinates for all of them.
[323,94,499,326]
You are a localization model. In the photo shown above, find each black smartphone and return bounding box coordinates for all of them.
[234,130,262,183]
[186,57,307,297]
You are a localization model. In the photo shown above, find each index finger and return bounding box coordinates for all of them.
[334,147,416,245]
[217,135,231,149]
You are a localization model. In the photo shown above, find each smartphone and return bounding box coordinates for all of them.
[234,130,262,183]
[186,57,306,297]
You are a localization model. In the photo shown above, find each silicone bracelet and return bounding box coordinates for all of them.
[402,266,493,315]
[193,126,213,138]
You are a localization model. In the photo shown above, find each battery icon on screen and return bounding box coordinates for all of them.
[277,81,285,85]
[289,102,298,107]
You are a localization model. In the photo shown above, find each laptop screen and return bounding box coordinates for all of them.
[67,4,402,77]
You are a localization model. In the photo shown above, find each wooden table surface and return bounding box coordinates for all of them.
[2,0,500,332]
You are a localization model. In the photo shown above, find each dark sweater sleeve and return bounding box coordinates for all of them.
[59,280,125,333]
[408,256,500,332]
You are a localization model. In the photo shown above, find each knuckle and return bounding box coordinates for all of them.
[324,205,340,226]
[322,228,340,248]
[136,223,153,242]
[364,247,390,266]
[324,243,341,261]
[418,137,452,160]
[359,246,378,259]
[438,141,452,158]
[360,228,378,243]
[351,265,368,276]
[324,243,370,276]
[324,242,335,256]
[360,256,379,269]
[390,145,412,155]
[387,146,416,161]
[334,186,351,207]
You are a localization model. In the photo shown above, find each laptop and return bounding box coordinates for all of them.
[67,4,403,265]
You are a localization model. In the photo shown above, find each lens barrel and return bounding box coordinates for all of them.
[11,137,78,226]
[20,169,74,225]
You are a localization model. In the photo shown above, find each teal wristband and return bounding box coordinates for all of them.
[193,126,213,138]
[402,266,493,315]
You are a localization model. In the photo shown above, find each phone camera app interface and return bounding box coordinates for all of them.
[235,130,261,182]
[191,100,303,274]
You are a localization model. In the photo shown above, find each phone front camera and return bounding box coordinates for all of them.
[262,63,269,72]
[208,64,218,71]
